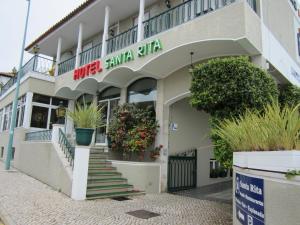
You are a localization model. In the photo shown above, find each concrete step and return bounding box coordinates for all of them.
[88,173,122,180]
[87,180,128,187]
[86,190,145,200]
[89,155,108,159]
[88,164,113,169]
[86,184,134,195]
[88,167,117,172]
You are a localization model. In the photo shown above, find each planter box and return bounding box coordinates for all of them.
[233,150,300,172]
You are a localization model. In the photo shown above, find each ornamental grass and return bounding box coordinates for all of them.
[67,103,105,129]
[213,101,300,151]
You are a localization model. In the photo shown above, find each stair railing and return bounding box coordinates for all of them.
[58,128,75,167]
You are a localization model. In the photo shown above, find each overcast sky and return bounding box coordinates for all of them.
[0,0,85,72]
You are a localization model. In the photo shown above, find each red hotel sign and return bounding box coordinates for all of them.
[73,60,103,80]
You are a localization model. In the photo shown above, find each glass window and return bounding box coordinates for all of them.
[33,94,50,104]
[98,87,121,101]
[30,106,49,129]
[0,109,3,131]
[76,94,94,107]
[50,109,58,129]
[12,147,15,160]
[52,97,68,107]
[3,104,12,131]
[127,78,157,110]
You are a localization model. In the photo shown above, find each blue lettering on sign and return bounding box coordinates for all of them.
[235,173,264,225]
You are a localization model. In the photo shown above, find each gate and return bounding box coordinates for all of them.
[167,149,197,192]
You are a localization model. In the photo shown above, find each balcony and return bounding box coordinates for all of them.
[0,55,55,97]
[56,0,257,76]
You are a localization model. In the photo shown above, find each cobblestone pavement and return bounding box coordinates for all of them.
[0,162,232,225]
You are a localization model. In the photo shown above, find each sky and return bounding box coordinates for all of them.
[0,0,86,72]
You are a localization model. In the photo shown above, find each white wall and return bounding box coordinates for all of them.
[169,98,229,187]
[262,24,300,86]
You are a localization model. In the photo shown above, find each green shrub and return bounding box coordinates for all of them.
[190,57,278,119]
[279,84,300,108]
[213,101,300,151]
[67,103,105,129]
[190,57,279,167]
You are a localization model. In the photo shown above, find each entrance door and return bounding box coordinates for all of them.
[95,97,120,145]
[168,149,197,192]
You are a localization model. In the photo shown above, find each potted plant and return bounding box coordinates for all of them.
[67,103,104,146]
[213,100,300,175]
[150,145,163,160]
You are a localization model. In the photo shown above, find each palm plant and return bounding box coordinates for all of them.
[213,100,300,151]
[67,102,105,129]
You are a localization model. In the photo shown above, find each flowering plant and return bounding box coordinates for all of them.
[108,104,159,153]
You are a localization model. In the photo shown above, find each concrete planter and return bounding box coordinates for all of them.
[233,150,300,225]
[233,150,300,172]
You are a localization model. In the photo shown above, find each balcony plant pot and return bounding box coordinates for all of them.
[75,128,94,146]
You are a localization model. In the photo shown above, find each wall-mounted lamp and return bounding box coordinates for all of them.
[165,0,171,8]
[188,52,194,73]
[33,44,40,55]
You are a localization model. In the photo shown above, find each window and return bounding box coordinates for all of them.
[96,87,121,144]
[31,94,68,129]
[52,98,68,107]
[12,147,15,160]
[133,11,150,26]
[98,87,121,101]
[16,95,26,128]
[0,147,3,158]
[3,104,12,131]
[76,94,94,107]
[127,78,157,110]
[0,109,3,131]
[33,94,50,104]
[30,106,49,129]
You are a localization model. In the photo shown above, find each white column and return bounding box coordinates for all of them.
[51,124,64,144]
[71,146,90,200]
[54,37,62,76]
[119,87,127,105]
[101,6,111,57]
[75,23,83,68]
[66,100,75,136]
[90,95,98,146]
[155,79,168,192]
[23,92,33,129]
[137,0,145,42]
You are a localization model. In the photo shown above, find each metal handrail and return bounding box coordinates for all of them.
[25,130,52,141]
[58,128,75,167]
[0,55,55,97]
[106,25,138,54]
[58,55,76,76]
[80,42,102,66]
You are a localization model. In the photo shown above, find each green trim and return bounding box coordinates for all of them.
[86,190,144,199]
[87,184,133,190]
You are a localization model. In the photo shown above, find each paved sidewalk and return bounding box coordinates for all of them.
[0,162,232,225]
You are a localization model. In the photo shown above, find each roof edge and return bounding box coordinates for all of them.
[25,0,97,51]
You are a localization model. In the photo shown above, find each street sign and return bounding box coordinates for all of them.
[235,173,265,225]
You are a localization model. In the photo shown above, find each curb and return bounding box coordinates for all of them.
[0,204,16,225]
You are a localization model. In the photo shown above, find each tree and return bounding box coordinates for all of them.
[190,56,279,167]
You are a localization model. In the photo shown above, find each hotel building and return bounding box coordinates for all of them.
[0,0,300,199]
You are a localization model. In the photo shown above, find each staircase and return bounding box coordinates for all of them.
[86,147,145,200]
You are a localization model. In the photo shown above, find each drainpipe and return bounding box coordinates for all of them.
[137,0,145,42]
[75,23,83,68]
[101,6,111,57]
[55,37,62,76]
